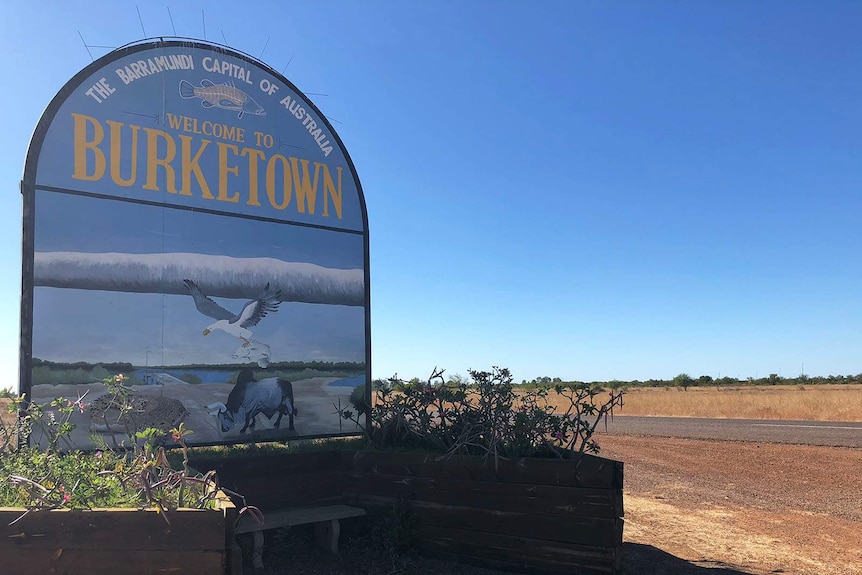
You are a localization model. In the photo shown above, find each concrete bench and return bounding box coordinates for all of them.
[235,504,366,568]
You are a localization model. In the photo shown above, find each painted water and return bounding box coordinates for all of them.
[130,369,365,388]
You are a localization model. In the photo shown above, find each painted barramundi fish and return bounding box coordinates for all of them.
[179,79,265,119]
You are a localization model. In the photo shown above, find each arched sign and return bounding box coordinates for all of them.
[20,39,370,448]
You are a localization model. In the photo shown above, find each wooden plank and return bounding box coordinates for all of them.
[236,492,344,513]
[412,500,621,547]
[216,472,345,510]
[339,493,394,514]
[344,493,622,548]
[235,504,366,534]
[416,523,620,575]
[194,453,346,511]
[2,549,225,575]
[0,508,225,550]
[192,451,342,480]
[345,451,623,489]
[343,473,623,518]
[222,495,238,553]
[228,542,244,575]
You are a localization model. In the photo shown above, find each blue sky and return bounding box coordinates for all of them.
[2,1,861,389]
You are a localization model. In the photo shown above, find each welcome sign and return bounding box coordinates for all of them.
[20,39,370,448]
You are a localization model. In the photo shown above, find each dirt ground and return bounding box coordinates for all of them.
[599,434,862,575]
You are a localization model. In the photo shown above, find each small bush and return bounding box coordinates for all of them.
[337,366,624,461]
[0,375,260,524]
[349,383,370,416]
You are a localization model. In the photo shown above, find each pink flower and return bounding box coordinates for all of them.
[62,492,71,504]
[95,451,103,458]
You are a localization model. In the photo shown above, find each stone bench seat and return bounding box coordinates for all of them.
[235,504,367,568]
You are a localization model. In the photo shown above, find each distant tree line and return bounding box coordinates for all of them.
[373,370,862,391]
[518,372,862,390]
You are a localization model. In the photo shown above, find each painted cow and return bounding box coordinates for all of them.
[208,368,297,433]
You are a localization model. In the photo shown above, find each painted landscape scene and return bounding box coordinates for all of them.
[29,358,366,448]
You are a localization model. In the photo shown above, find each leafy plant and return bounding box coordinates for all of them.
[1,375,262,528]
[349,383,371,417]
[337,366,624,463]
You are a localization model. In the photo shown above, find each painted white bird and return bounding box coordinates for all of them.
[183,279,282,346]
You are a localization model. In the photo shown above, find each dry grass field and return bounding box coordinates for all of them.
[599,384,862,421]
[371,383,862,422]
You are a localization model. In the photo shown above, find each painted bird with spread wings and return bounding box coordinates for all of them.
[183,279,282,346]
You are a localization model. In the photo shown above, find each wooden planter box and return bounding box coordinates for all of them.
[194,451,346,511]
[0,495,237,575]
[342,450,624,575]
[191,449,624,574]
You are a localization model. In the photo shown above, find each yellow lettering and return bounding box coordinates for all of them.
[217,142,240,203]
[71,113,106,181]
[289,157,319,214]
[266,154,292,210]
[106,120,139,187]
[142,128,177,192]
[71,115,344,219]
[319,164,342,219]
[242,148,265,207]
[178,135,213,198]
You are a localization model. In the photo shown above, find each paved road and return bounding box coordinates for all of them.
[594,415,862,448]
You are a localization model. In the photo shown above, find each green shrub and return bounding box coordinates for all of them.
[0,375,260,523]
[337,366,624,461]
[349,383,370,416]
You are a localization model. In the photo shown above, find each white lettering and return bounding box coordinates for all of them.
[277,95,336,157]
[114,54,194,86]
[84,77,116,102]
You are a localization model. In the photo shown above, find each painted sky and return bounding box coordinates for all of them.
[3,1,862,388]
[33,288,365,366]
[35,192,363,268]
[31,185,365,367]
